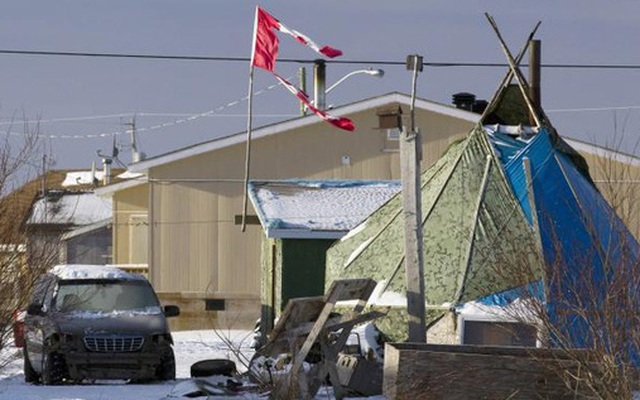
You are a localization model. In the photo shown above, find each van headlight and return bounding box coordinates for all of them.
[152,334,173,345]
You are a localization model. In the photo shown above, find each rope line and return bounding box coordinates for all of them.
[0,78,290,139]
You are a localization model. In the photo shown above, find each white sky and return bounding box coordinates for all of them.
[0,1,639,171]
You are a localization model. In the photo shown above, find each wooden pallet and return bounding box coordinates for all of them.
[252,278,385,399]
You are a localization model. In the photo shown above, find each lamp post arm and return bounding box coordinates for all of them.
[326,70,362,94]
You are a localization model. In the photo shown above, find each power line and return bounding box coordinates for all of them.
[5,104,640,140]
[2,48,640,70]
[547,105,640,113]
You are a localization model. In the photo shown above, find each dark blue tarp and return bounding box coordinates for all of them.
[500,128,638,282]
[484,127,640,350]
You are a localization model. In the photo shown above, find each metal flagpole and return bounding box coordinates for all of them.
[241,8,259,233]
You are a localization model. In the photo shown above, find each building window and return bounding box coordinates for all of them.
[462,320,537,347]
[383,128,400,152]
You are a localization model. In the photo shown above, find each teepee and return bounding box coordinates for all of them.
[326,16,640,345]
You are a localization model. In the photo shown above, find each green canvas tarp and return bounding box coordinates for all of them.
[325,126,544,330]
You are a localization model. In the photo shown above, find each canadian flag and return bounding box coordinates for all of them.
[273,73,355,131]
[250,7,354,131]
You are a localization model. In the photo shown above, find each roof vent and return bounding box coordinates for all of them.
[452,92,488,114]
[472,100,488,114]
[452,92,476,111]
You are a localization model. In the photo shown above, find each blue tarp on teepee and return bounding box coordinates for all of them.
[485,126,640,348]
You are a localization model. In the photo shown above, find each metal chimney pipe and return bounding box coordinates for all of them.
[299,67,307,116]
[314,59,326,111]
[102,158,112,185]
[529,39,541,109]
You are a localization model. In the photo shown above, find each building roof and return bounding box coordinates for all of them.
[61,218,112,241]
[107,90,640,197]
[563,137,640,168]
[28,191,112,226]
[94,171,147,197]
[0,169,123,243]
[128,92,479,173]
[248,180,401,239]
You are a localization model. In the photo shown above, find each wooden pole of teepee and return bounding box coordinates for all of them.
[402,54,426,342]
[478,22,541,124]
[485,13,542,128]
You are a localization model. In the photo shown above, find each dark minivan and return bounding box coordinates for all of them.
[23,264,180,384]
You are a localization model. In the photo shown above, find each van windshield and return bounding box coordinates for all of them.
[53,280,161,314]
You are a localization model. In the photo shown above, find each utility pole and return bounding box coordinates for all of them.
[402,54,426,342]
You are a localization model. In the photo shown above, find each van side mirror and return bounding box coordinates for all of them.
[26,303,43,316]
[163,305,180,318]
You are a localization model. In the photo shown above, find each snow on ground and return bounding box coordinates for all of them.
[0,330,253,400]
[0,330,384,400]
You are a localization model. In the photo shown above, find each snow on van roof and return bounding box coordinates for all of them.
[49,264,145,280]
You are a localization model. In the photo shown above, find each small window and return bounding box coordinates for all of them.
[386,128,401,141]
[463,320,537,347]
[383,128,400,152]
[205,299,226,311]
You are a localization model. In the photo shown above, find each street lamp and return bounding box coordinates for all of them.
[325,68,385,94]
[312,64,385,111]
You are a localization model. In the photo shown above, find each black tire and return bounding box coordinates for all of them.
[41,351,66,385]
[156,347,176,381]
[190,359,237,378]
[23,347,39,383]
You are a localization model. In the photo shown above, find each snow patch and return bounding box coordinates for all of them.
[367,281,407,307]
[457,298,539,323]
[250,180,400,232]
[28,191,112,225]
[50,264,145,281]
[62,171,103,187]
[117,170,144,180]
[64,307,162,318]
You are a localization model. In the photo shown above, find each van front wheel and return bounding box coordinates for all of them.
[156,346,175,381]
[41,351,66,385]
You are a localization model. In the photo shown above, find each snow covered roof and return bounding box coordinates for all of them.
[49,264,145,280]
[60,169,130,188]
[62,171,101,187]
[248,180,401,239]
[129,92,479,173]
[94,172,147,197]
[27,191,112,226]
[60,218,111,241]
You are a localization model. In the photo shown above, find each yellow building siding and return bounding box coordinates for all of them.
[107,97,640,329]
[99,103,470,330]
[146,105,474,301]
[112,184,148,266]
[578,150,640,240]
